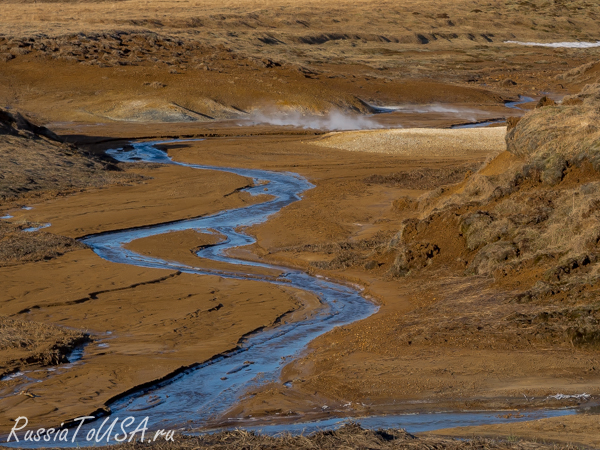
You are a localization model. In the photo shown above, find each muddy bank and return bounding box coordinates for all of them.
[210,96,600,442]
[2,119,599,443]
[0,154,312,429]
[0,129,493,431]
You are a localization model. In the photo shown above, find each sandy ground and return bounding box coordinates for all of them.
[2,0,600,445]
[0,161,324,428]
[315,128,506,157]
[3,129,599,444]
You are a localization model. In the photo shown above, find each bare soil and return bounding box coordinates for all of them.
[2,0,600,447]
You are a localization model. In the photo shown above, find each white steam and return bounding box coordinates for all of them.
[244,109,386,131]
[505,40,600,48]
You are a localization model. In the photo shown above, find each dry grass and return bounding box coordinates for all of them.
[366,83,600,350]
[0,107,143,266]
[0,221,85,266]
[506,83,600,184]
[0,316,83,352]
[0,0,599,65]
[0,0,597,105]
[0,106,142,203]
[91,423,575,450]
[0,315,88,376]
[403,83,600,276]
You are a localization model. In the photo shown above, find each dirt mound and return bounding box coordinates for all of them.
[380,84,600,350]
[506,83,600,183]
[0,107,61,141]
[555,60,600,86]
[0,106,143,272]
[0,31,227,69]
[0,106,138,202]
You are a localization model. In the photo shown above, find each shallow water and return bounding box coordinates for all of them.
[22,223,51,233]
[504,95,536,110]
[450,119,505,129]
[4,139,576,447]
[60,140,376,435]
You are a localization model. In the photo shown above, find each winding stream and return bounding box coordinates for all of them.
[77,140,379,431]
[7,138,576,447]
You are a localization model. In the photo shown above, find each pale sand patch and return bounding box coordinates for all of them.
[314,127,507,157]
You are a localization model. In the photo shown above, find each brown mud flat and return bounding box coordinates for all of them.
[160,135,600,433]
[2,0,600,446]
[0,159,319,428]
[2,124,600,446]
[0,129,500,430]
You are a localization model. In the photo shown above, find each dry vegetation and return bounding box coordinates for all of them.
[69,423,577,450]
[1,0,599,75]
[0,107,143,264]
[0,107,139,202]
[1,0,600,124]
[282,83,600,353]
[0,221,85,266]
[0,315,88,377]
[377,84,600,350]
[2,0,600,443]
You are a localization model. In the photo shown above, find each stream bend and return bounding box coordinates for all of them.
[79,140,378,431]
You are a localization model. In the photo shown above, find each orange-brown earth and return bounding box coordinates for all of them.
[2,0,600,446]
[0,155,328,428]
[1,0,600,129]
[0,130,506,431]
[152,136,600,446]
[1,110,598,444]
